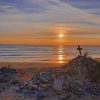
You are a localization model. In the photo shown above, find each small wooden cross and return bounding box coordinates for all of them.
[77,45,82,56]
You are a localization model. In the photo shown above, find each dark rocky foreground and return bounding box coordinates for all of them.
[0,56,100,100]
[0,67,20,94]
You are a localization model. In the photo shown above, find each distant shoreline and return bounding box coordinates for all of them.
[94,58,100,63]
[0,44,100,46]
[0,58,99,69]
[0,62,64,68]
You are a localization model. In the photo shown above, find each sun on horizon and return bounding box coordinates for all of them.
[59,34,64,38]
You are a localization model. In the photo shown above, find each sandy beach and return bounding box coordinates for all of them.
[0,58,99,69]
[94,58,100,63]
[0,62,63,69]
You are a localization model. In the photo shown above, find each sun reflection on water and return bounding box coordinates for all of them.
[58,46,64,64]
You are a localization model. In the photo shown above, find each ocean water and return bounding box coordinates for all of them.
[0,44,99,64]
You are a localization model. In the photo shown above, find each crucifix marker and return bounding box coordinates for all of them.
[77,45,82,56]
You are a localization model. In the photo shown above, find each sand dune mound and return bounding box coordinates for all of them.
[58,56,100,99]
[65,56,100,83]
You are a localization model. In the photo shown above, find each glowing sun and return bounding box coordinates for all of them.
[59,34,64,38]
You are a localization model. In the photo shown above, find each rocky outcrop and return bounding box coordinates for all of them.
[66,56,100,83]
[61,56,100,99]
[0,67,20,93]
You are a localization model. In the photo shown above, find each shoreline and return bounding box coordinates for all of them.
[94,58,100,63]
[0,58,99,69]
[0,62,64,68]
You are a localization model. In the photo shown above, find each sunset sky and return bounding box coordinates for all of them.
[0,0,100,45]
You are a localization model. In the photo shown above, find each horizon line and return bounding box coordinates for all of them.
[0,43,99,46]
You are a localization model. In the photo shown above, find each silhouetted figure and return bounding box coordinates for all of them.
[77,45,82,56]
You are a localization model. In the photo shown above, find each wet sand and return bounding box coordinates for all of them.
[94,58,100,63]
[0,62,64,69]
[0,58,99,69]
